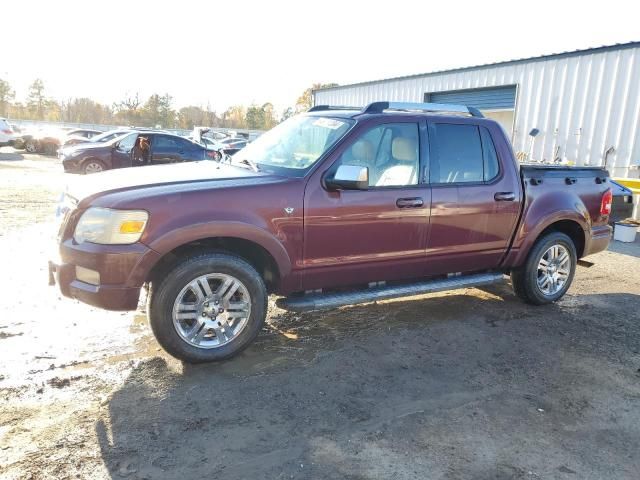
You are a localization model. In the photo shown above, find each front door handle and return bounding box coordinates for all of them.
[396,197,424,208]
[494,192,516,202]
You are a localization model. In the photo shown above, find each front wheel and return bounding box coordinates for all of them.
[148,253,267,363]
[511,232,577,305]
[82,159,106,174]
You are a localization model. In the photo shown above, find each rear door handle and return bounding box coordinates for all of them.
[396,197,424,208]
[494,192,516,202]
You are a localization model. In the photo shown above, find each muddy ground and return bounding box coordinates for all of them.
[1,147,639,479]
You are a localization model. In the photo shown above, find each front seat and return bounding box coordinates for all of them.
[376,137,418,186]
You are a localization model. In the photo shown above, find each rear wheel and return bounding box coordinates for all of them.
[82,159,106,174]
[511,232,577,305]
[148,253,267,363]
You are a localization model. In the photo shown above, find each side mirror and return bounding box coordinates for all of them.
[326,165,369,191]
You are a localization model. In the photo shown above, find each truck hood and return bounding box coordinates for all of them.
[66,161,267,204]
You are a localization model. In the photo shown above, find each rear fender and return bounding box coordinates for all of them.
[504,190,590,267]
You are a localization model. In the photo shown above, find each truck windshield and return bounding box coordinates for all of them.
[233,115,353,175]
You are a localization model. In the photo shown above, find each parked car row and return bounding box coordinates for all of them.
[7,126,103,155]
[59,129,219,174]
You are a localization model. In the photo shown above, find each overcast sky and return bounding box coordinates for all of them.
[2,0,637,113]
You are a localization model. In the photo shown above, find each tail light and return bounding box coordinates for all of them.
[600,188,612,216]
[2,129,12,134]
[206,150,217,159]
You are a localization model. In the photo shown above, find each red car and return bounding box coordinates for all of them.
[18,128,102,155]
[50,101,612,362]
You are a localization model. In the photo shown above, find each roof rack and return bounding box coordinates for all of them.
[362,101,484,118]
[308,105,361,112]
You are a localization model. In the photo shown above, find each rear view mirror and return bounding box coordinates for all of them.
[326,165,369,190]
[529,128,540,137]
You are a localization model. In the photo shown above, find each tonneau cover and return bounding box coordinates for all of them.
[520,164,609,179]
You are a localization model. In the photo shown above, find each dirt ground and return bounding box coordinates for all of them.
[1,147,640,480]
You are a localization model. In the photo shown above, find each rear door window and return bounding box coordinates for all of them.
[429,123,483,184]
[154,136,179,151]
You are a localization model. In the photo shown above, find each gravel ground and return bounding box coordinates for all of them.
[1,147,639,479]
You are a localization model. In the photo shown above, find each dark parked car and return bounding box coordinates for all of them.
[50,101,613,363]
[60,131,218,174]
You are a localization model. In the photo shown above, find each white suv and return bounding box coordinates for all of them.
[0,118,17,147]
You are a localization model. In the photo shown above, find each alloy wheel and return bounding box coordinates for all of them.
[172,273,251,349]
[84,162,103,174]
[536,244,571,296]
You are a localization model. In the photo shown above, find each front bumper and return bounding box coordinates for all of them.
[62,158,82,173]
[49,239,161,311]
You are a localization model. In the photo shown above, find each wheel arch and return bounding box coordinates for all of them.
[145,235,285,293]
[537,220,585,258]
[510,216,586,267]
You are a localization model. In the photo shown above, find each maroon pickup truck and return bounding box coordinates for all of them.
[50,102,613,363]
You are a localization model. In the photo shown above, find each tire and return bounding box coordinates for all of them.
[25,140,37,153]
[148,253,267,363]
[511,232,577,305]
[82,159,106,174]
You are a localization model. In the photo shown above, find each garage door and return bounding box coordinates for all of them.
[425,85,517,110]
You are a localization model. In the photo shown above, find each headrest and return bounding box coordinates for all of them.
[391,137,418,162]
[392,137,417,162]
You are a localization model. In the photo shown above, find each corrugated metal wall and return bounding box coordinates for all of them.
[314,46,640,178]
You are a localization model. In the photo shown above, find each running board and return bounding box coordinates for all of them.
[277,272,505,312]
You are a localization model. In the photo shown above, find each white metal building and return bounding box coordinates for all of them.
[314,42,640,179]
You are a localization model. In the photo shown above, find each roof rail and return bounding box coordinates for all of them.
[308,105,360,112]
[362,101,484,118]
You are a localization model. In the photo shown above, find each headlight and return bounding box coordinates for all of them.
[74,207,148,244]
[70,150,83,157]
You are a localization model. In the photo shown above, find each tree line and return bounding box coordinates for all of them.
[0,78,337,131]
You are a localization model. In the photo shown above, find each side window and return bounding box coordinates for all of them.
[174,138,192,151]
[430,123,483,184]
[480,127,500,181]
[117,133,137,152]
[154,136,178,150]
[335,123,420,187]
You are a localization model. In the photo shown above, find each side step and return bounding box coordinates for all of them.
[277,272,505,312]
